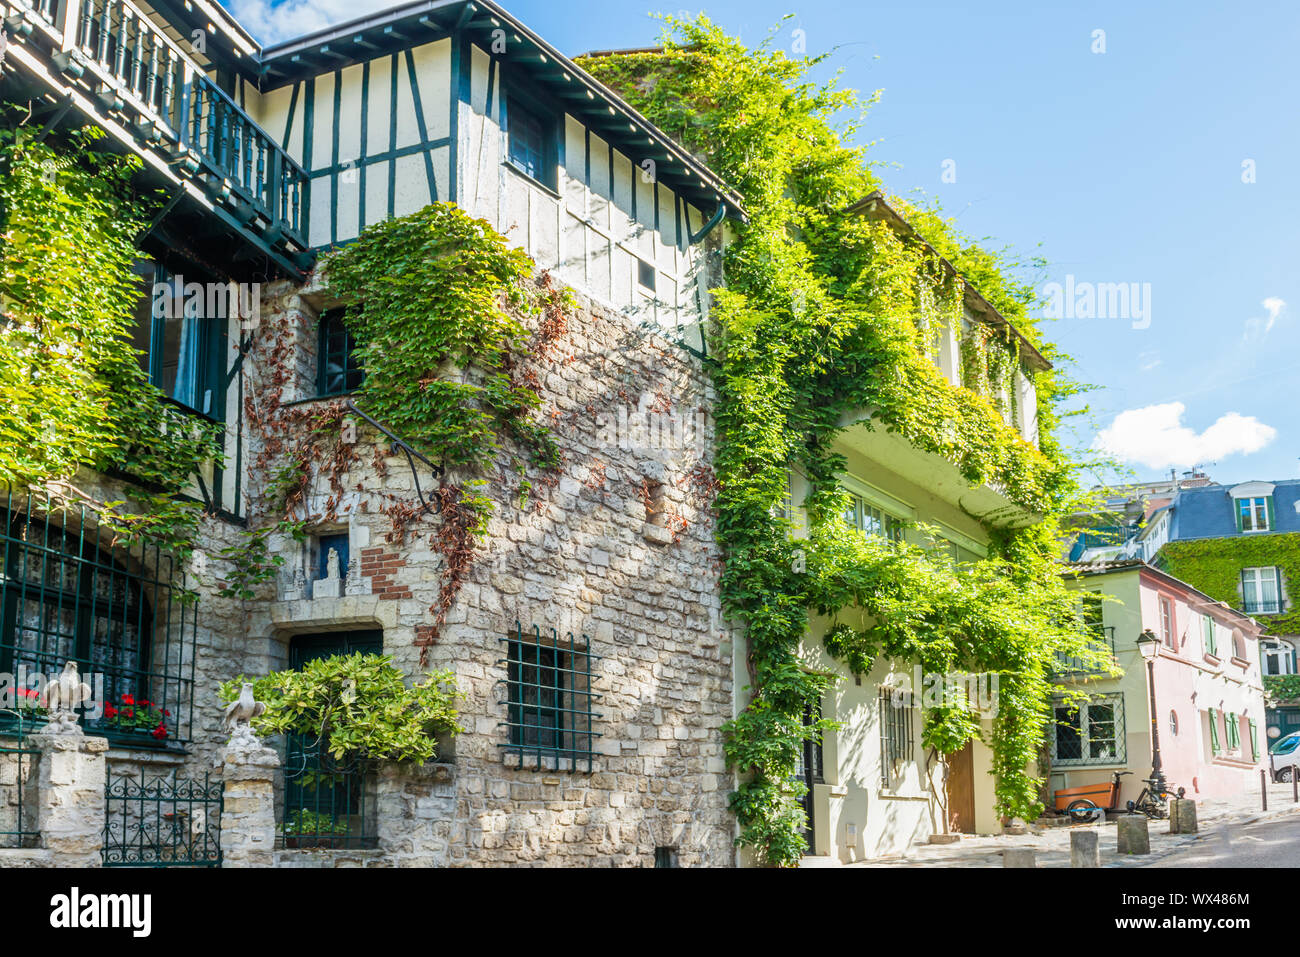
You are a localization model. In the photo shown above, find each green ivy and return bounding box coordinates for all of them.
[1264,674,1300,705]
[322,202,564,472]
[582,16,1102,865]
[0,125,223,557]
[1158,534,1300,634]
[219,653,462,764]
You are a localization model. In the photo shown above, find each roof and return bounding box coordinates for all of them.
[247,0,746,222]
[1062,559,1264,632]
[1164,479,1300,542]
[845,190,1051,372]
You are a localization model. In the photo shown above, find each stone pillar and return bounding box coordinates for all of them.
[1169,798,1198,834]
[32,731,108,867]
[219,744,280,867]
[1117,815,1150,854]
[1070,829,1101,867]
[1003,848,1036,867]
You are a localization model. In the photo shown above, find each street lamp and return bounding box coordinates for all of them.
[1135,628,1167,794]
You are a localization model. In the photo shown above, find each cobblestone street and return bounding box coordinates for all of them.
[832,780,1300,868]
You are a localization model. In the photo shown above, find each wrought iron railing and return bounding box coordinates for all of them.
[1051,626,1117,677]
[278,735,377,850]
[7,0,308,249]
[0,715,39,849]
[102,767,222,866]
[0,482,197,746]
[1244,599,1281,616]
[498,621,602,772]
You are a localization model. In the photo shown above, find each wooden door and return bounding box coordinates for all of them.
[947,742,976,834]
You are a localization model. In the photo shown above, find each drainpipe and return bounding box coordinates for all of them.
[688,199,727,245]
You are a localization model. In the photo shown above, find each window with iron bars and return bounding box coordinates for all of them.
[500,623,600,772]
[879,688,915,787]
[317,307,364,397]
[0,483,195,745]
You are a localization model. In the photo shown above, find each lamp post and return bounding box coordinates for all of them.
[1136,628,1167,794]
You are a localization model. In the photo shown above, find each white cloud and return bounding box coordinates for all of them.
[1095,402,1277,469]
[1244,296,1285,341]
[1138,351,1161,372]
[225,0,399,45]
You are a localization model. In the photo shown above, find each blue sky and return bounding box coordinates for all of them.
[223,0,1299,487]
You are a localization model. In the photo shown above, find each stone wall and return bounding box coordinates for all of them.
[215,274,736,866]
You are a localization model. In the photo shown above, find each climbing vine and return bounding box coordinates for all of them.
[0,124,222,558]
[582,16,1103,865]
[1158,533,1300,634]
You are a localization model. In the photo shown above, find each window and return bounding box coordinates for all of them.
[1201,614,1218,658]
[637,259,657,291]
[844,492,903,543]
[503,623,597,771]
[133,262,225,419]
[1053,592,1111,675]
[317,308,364,396]
[1226,711,1241,751]
[879,688,915,786]
[1208,708,1221,754]
[283,631,382,848]
[1237,496,1273,532]
[1051,694,1126,766]
[1241,566,1282,615]
[1158,596,1175,649]
[1262,640,1294,676]
[506,95,556,190]
[653,846,679,868]
[1169,710,1179,736]
[0,488,196,745]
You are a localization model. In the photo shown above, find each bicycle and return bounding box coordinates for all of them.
[1125,777,1186,820]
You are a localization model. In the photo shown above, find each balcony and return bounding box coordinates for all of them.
[1243,600,1281,616]
[1,0,310,274]
[1052,626,1117,678]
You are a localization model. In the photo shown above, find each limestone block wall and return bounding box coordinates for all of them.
[210,273,737,866]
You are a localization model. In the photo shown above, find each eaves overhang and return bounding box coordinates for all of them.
[846,190,1050,373]
[253,0,747,224]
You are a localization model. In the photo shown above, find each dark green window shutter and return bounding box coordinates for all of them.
[1227,712,1240,749]
[1266,496,1276,531]
[1276,567,1285,612]
[1249,719,1259,761]
[1208,708,1220,752]
[1234,498,1245,532]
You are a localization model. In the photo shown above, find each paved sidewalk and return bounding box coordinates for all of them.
[837,780,1300,868]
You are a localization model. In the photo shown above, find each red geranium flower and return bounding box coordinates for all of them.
[122,709,134,719]
[140,700,152,708]
[121,694,135,705]
[104,704,118,718]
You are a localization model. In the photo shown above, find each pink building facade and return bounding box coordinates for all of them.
[1056,561,1266,809]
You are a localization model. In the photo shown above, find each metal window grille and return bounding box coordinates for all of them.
[102,768,222,866]
[278,631,381,849]
[1051,694,1127,766]
[318,308,364,396]
[879,689,914,786]
[0,718,38,849]
[499,622,601,772]
[0,483,196,745]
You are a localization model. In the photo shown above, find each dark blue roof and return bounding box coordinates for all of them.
[1167,480,1300,541]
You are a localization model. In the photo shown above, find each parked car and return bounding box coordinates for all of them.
[1270,732,1300,781]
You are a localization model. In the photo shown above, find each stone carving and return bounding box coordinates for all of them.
[314,547,343,599]
[326,547,340,581]
[222,682,267,751]
[42,661,92,735]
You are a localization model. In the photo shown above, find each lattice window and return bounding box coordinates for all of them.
[1051,694,1126,766]
[317,307,364,396]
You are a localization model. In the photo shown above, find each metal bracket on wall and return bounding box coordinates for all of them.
[343,400,443,515]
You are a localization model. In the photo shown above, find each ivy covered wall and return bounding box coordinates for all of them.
[1159,533,1300,634]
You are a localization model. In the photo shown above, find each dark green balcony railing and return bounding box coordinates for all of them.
[102,768,222,866]
[1052,626,1117,678]
[0,481,197,747]
[7,0,309,251]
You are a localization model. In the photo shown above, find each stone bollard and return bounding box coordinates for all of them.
[1116,815,1150,855]
[1003,848,1036,867]
[32,730,109,867]
[1169,798,1198,834]
[1070,828,1101,867]
[218,743,280,867]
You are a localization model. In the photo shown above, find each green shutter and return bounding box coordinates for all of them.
[1209,708,1220,753]
[1227,713,1240,749]
[1266,496,1276,531]
[1250,719,1259,761]
[1276,567,1285,613]
[1234,498,1244,532]
[1203,615,1216,656]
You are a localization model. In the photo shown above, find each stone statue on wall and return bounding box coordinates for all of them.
[222,682,268,752]
[42,661,92,735]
